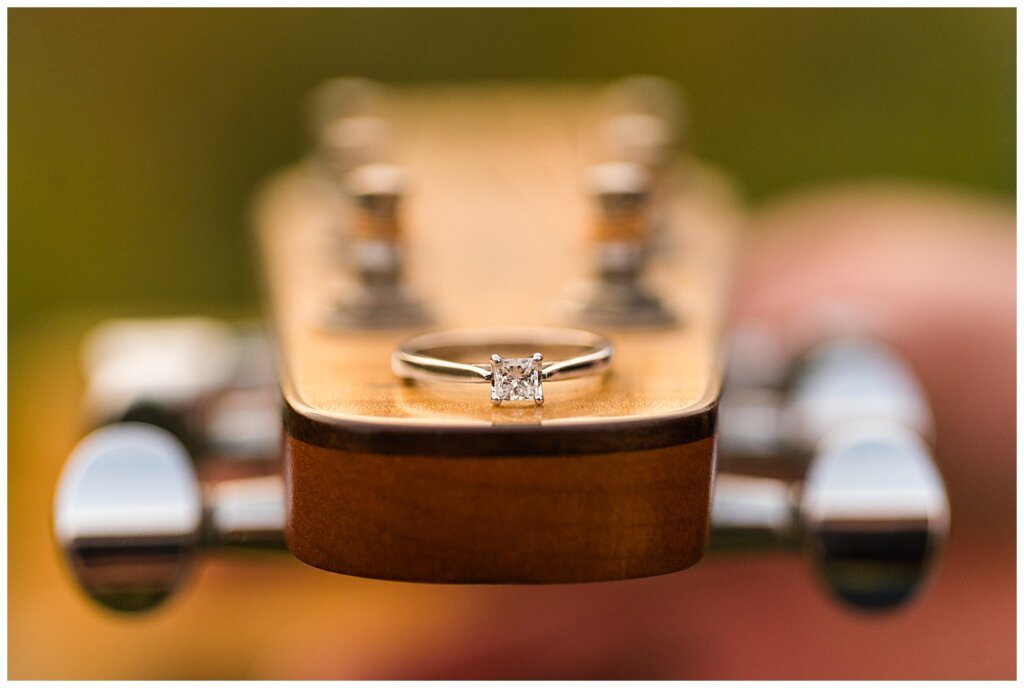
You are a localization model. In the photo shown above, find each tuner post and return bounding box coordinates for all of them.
[348,161,404,243]
[558,161,677,328]
[322,162,433,330]
[308,77,394,179]
[600,74,686,175]
[590,160,651,244]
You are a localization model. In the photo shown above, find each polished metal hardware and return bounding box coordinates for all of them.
[79,318,279,458]
[305,78,433,331]
[600,74,686,170]
[558,77,687,330]
[54,423,283,612]
[308,77,393,178]
[558,161,676,328]
[714,331,947,609]
[321,163,433,330]
[712,421,947,610]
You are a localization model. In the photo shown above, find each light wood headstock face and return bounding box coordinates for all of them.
[257,81,742,583]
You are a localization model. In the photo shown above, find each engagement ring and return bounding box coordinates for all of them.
[391,327,615,405]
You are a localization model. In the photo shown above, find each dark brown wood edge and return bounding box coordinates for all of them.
[283,397,718,457]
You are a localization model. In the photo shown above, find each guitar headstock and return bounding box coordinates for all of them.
[50,77,948,614]
[256,79,743,582]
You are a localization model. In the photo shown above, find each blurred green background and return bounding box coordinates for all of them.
[9,8,1015,334]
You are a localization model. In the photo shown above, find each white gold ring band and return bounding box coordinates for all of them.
[391,327,615,405]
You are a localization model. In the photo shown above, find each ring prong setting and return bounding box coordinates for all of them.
[490,352,544,405]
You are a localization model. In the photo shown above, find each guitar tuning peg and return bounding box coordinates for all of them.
[603,74,687,129]
[800,420,949,610]
[557,161,676,328]
[600,75,687,169]
[586,161,651,244]
[320,162,433,330]
[345,162,407,242]
[308,77,394,176]
[711,420,949,611]
[713,334,950,611]
[784,335,934,448]
[53,423,285,613]
[54,423,202,612]
[304,83,434,330]
[77,318,281,462]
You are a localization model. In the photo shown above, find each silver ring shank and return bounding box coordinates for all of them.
[392,327,614,384]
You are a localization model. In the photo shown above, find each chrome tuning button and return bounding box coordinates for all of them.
[712,333,950,611]
[54,424,202,612]
[712,420,949,611]
[800,420,949,610]
[53,423,285,613]
[79,318,280,461]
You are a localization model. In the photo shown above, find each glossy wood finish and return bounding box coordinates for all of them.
[257,84,741,582]
[286,435,717,583]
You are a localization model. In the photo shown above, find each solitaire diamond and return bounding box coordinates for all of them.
[490,353,544,405]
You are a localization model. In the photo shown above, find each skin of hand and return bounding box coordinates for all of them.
[265,182,1015,680]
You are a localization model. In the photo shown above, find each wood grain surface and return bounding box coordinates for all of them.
[257,84,742,581]
[287,435,717,583]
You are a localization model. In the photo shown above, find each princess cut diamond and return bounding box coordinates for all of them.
[490,354,544,405]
